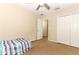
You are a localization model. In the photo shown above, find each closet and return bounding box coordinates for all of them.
[57,14,79,47]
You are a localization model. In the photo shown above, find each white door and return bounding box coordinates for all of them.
[71,14,79,47]
[37,19,43,40]
[57,16,71,45]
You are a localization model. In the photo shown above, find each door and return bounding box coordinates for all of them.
[71,14,79,47]
[57,14,79,47]
[57,16,71,45]
[37,19,43,40]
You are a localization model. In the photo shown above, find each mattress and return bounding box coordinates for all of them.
[0,38,32,55]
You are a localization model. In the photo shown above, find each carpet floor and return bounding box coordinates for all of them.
[24,37,79,55]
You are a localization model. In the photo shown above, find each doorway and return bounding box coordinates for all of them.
[36,19,48,40]
[43,19,48,37]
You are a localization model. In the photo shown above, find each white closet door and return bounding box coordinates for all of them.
[37,19,43,40]
[71,14,79,47]
[57,16,71,45]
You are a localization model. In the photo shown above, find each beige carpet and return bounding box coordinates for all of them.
[24,37,79,55]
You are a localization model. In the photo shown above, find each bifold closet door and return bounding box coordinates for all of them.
[57,16,71,45]
[71,14,79,47]
[57,14,79,48]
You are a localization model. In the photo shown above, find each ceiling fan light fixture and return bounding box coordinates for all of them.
[43,3,50,10]
[40,13,44,16]
[54,7,60,11]
[36,3,50,10]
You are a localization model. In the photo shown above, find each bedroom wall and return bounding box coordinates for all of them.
[0,4,40,41]
[45,4,79,42]
[44,13,57,42]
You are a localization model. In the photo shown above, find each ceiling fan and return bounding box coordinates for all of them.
[36,3,50,10]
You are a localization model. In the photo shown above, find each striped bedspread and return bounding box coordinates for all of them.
[0,38,32,55]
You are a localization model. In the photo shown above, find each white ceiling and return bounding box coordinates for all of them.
[20,3,75,16]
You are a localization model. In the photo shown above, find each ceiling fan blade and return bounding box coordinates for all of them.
[44,3,50,10]
[36,5,40,10]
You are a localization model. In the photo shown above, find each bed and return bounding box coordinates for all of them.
[0,38,32,55]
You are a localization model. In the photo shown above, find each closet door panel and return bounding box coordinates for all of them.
[57,17,65,44]
[71,14,79,47]
[57,16,71,45]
